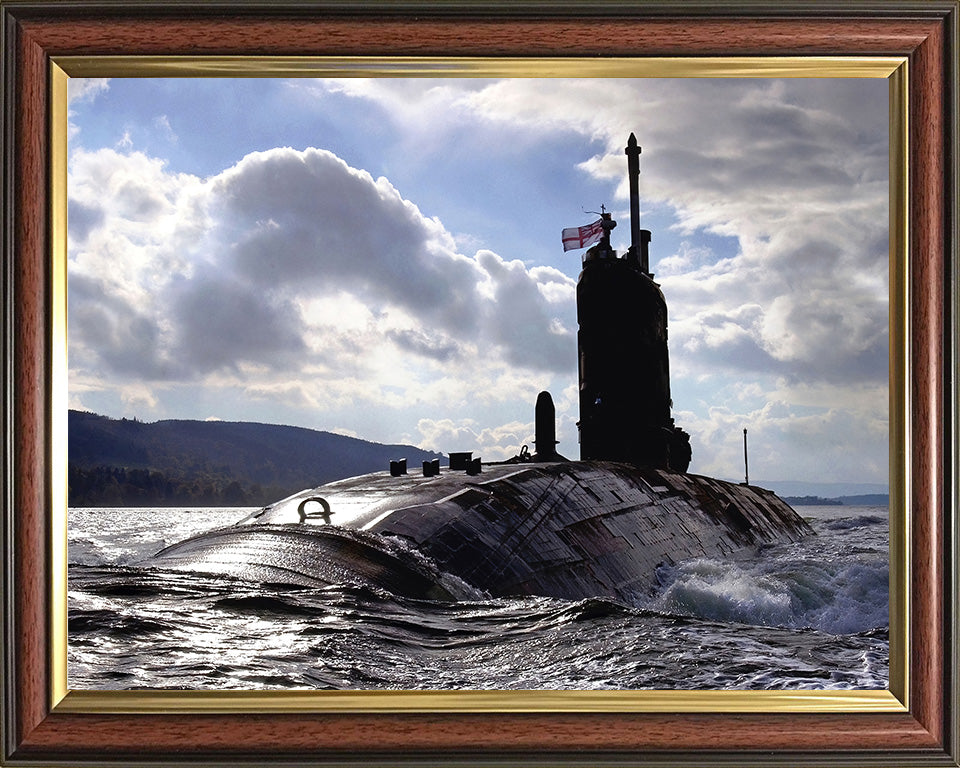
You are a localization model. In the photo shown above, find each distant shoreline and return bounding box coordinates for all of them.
[783,494,889,507]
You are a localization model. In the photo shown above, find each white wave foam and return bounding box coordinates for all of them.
[649,554,888,635]
[68,537,108,567]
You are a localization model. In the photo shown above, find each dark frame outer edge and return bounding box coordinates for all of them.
[1,3,16,764]
[946,1,959,762]
[0,0,958,19]
[0,1,957,765]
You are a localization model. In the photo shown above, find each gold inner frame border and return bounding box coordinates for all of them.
[48,55,910,715]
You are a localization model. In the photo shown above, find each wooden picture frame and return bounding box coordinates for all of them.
[2,2,957,765]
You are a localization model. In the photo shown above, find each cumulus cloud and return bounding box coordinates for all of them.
[68,144,577,434]
[416,417,535,462]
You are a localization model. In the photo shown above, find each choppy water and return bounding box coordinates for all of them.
[68,505,889,690]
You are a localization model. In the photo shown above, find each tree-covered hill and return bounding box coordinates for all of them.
[68,410,443,507]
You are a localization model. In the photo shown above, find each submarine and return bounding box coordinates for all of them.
[151,134,814,603]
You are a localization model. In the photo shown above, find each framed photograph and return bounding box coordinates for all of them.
[2,2,957,766]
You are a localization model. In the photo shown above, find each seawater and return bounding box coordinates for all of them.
[67,505,889,690]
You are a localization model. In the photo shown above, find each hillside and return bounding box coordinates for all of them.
[68,410,442,507]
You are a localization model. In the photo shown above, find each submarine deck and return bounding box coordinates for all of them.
[235,462,538,531]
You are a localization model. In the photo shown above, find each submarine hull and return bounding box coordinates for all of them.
[150,461,812,604]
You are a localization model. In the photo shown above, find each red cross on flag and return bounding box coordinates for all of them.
[561,218,604,252]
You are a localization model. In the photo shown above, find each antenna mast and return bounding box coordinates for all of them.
[625,133,646,273]
[743,428,750,486]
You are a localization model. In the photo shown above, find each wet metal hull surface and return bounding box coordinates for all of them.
[150,461,813,603]
[151,524,458,600]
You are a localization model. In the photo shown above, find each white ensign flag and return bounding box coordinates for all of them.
[561,218,604,252]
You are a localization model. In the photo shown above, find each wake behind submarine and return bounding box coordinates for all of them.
[152,134,814,602]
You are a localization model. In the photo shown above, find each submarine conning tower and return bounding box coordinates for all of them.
[577,134,691,472]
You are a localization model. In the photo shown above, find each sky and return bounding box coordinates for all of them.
[66,76,890,491]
